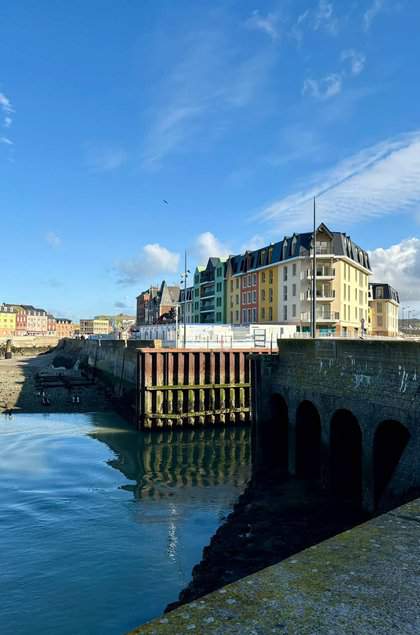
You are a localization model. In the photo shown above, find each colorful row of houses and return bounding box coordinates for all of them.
[136,224,400,337]
[0,304,74,338]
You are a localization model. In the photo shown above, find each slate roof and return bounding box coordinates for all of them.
[370,283,400,303]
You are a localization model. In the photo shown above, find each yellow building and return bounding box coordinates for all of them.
[79,318,111,336]
[0,308,16,336]
[258,262,279,323]
[368,283,400,337]
[225,255,243,324]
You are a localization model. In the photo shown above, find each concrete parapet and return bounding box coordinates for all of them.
[129,497,420,634]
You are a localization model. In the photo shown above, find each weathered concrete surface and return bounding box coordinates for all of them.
[253,339,420,511]
[129,498,420,635]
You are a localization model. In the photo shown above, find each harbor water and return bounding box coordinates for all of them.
[0,413,250,634]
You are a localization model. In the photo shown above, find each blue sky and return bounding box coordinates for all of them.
[1,0,419,320]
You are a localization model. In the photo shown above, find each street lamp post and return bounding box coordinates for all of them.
[312,197,317,339]
[180,251,190,349]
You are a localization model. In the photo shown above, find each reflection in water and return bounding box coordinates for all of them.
[89,418,251,502]
[0,413,250,635]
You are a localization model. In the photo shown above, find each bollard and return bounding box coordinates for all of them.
[5,339,12,360]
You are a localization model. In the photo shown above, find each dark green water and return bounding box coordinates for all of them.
[0,413,250,635]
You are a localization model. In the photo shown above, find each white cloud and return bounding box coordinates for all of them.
[45,231,62,248]
[0,92,14,130]
[246,10,279,41]
[302,74,342,100]
[313,0,339,35]
[195,232,230,264]
[363,0,385,31]
[341,49,366,76]
[369,238,420,302]
[115,243,180,285]
[85,145,127,172]
[142,28,274,167]
[240,234,266,252]
[0,136,13,145]
[258,130,420,231]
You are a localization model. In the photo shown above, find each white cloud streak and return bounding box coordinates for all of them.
[258,131,420,231]
[245,10,279,41]
[363,0,385,31]
[115,243,180,285]
[313,0,339,35]
[369,238,420,302]
[302,74,342,100]
[341,49,366,76]
[0,92,14,130]
[142,29,274,167]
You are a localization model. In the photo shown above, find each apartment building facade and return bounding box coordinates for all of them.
[56,318,75,339]
[179,286,193,324]
[0,306,17,336]
[192,258,227,324]
[369,283,400,337]
[224,224,371,336]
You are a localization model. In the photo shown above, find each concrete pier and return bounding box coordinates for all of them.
[130,497,420,634]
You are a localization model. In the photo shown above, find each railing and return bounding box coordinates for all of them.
[307,267,335,278]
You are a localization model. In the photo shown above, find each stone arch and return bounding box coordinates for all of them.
[374,420,410,505]
[262,393,289,469]
[330,409,362,502]
[295,400,321,479]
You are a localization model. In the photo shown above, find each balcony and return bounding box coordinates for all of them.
[200,287,215,299]
[307,267,335,279]
[305,287,335,301]
[301,311,340,322]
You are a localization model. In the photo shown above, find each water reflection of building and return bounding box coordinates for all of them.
[90,425,251,502]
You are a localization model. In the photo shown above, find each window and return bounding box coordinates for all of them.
[377,315,383,327]
[376,286,384,299]
[236,279,239,289]
[230,281,233,292]
[248,309,252,322]
[261,308,266,320]
[242,309,247,322]
[269,288,273,303]
[269,269,273,284]
[252,308,257,322]
[359,290,363,305]
[242,292,246,304]
[283,306,287,320]
[230,311,233,322]
[377,302,383,313]
[248,274,251,286]
[292,304,296,317]
[248,292,252,304]
[292,263,297,276]
[217,267,222,277]
[253,291,256,303]
[230,298,233,308]
[235,310,239,321]
[253,273,257,285]
[292,283,296,297]
[216,282,222,292]
[216,312,221,321]
[283,286,287,301]
[216,297,221,307]
[261,289,266,301]
[236,294,239,304]
[283,267,288,281]
[262,272,266,283]
[269,307,273,321]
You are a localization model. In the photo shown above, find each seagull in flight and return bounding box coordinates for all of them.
[163,199,169,205]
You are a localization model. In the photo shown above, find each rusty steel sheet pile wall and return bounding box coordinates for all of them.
[137,349,255,430]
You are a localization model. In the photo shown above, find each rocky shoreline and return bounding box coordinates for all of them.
[166,469,368,612]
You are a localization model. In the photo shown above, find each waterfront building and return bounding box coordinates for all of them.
[179,286,193,324]
[192,258,227,324]
[22,306,48,336]
[0,306,17,336]
[368,283,400,337]
[47,314,57,336]
[136,282,179,325]
[224,224,372,336]
[55,318,75,339]
[136,286,159,325]
[226,255,243,324]
[80,318,111,336]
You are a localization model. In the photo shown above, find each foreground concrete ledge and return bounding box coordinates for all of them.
[129,498,420,635]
